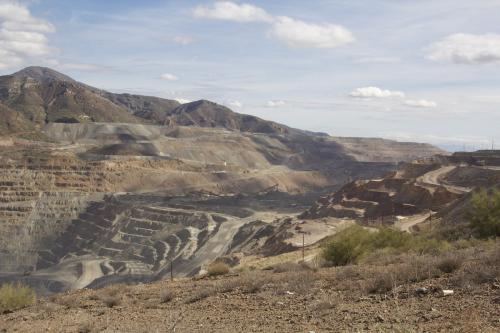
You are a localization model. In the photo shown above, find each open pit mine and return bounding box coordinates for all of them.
[0,67,449,293]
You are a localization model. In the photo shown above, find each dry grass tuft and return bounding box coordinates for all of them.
[207,262,230,277]
[436,255,463,273]
[273,261,311,273]
[55,296,81,309]
[101,295,120,308]
[160,290,174,303]
[310,295,340,311]
[213,279,240,294]
[184,288,212,304]
[286,271,317,294]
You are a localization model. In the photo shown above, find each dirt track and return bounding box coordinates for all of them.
[417,166,471,194]
[394,211,432,232]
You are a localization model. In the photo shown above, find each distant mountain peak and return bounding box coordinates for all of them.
[188,99,222,108]
[13,66,75,83]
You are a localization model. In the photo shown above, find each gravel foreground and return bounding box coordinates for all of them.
[1,257,499,333]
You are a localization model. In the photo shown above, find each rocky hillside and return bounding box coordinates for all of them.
[0,67,301,137]
[301,151,500,233]
[0,67,141,129]
[160,100,293,135]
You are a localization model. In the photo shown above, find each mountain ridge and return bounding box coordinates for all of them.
[0,67,305,138]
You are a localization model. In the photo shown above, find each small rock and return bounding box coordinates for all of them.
[376,315,385,323]
[415,287,429,296]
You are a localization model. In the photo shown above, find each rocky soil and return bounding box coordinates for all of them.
[1,244,499,333]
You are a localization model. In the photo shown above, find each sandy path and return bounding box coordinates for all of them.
[72,259,104,289]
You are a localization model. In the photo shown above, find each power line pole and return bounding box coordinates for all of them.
[302,233,305,262]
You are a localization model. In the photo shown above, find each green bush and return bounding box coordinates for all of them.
[322,225,448,266]
[321,225,373,265]
[468,188,500,238]
[0,283,36,313]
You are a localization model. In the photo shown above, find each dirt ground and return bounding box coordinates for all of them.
[1,248,499,333]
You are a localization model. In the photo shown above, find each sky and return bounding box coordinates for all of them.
[1,0,500,151]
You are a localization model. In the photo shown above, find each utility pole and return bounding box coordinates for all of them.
[302,233,305,262]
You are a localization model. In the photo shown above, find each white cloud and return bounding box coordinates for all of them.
[175,98,191,104]
[426,33,500,64]
[0,1,56,69]
[173,35,195,45]
[350,86,405,99]
[270,16,354,49]
[193,1,273,23]
[353,57,401,64]
[159,73,178,81]
[266,100,286,107]
[228,100,243,108]
[404,99,437,108]
[192,3,353,49]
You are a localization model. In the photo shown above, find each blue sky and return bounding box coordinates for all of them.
[1,0,500,150]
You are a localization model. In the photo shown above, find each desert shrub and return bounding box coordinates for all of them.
[160,290,174,303]
[405,257,441,282]
[471,266,499,284]
[184,288,212,304]
[452,262,499,287]
[273,261,311,273]
[366,255,442,294]
[213,279,239,294]
[55,296,81,309]
[238,271,270,294]
[371,227,413,249]
[335,265,361,280]
[468,188,500,238]
[285,271,317,294]
[0,283,36,313]
[367,271,396,293]
[103,284,129,297]
[485,244,500,265]
[321,225,374,265]
[436,255,463,273]
[207,262,230,277]
[100,296,120,308]
[311,295,339,311]
[322,225,450,266]
[405,236,450,255]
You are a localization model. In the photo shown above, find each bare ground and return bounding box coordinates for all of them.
[1,245,499,333]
